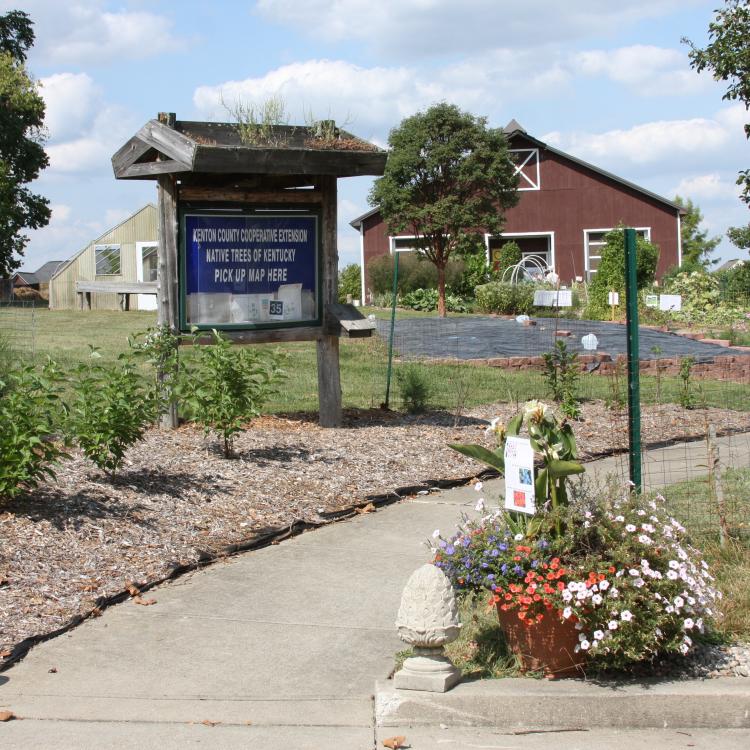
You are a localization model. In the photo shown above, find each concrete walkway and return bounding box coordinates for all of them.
[1,437,749,749]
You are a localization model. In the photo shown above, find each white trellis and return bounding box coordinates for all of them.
[500,256,552,285]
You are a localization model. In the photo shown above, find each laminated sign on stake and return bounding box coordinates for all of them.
[504,436,536,515]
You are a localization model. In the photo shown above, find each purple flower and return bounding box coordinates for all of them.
[514,565,523,575]
[490,549,500,557]
[446,545,455,555]
[498,543,508,551]
[501,563,508,574]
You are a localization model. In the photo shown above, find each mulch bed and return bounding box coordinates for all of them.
[2,401,749,667]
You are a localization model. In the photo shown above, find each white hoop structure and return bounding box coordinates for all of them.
[500,256,552,285]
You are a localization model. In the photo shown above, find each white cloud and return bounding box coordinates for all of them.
[573,45,706,96]
[39,73,99,142]
[49,204,72,223]
[673,173,742,202]
[20,1,184,66]
[254,0,701,58]
[543,117,729,166]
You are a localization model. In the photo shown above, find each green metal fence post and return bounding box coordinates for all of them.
[624,227,642,492]
[384,251,400,408]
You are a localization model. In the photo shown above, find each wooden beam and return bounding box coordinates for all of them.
[111,135,152,178]
[187,326,323,345]
[139,119,196,168]
[76,281,158,294]
[178,186,323,203]
[119,159,190,179]
[157,174,179,429]
[316,175,342,427]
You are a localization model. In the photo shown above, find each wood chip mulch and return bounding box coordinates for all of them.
[2,401,749,664]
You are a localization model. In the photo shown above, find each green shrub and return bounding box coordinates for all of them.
[475,281,535,314]
[451,252,498,299]
[337,263,361,303]
[368,253,464,295]
[586,228,660,319]
[718,261,750,302]
[0,361,69,501]
[400,287,469,313]
[68,349,159,476]
[494,240,522,276]
[667,271,745,327]
[178,329,283,457]
[395,364,431,413]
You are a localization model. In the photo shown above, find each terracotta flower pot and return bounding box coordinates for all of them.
[496,606,585,678]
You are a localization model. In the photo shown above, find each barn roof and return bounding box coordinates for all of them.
[112,114,387,180]
[12,261,65,285]
[350,120,684,228]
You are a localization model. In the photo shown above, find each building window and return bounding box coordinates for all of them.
[584,228,650,281]
[95,244,121,275]
[390,236,426,253]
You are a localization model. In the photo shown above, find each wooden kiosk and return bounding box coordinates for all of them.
[112,113,386,427]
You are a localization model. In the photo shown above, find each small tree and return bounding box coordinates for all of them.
[337,263,361,302]
[369,103,519,317]
[674,195,721,268]
[0,10,50,276]
[684,1,750,205]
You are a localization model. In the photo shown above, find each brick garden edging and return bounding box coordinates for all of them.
[421,352,750,383]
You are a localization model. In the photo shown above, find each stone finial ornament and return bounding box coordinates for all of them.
[394,563,461,692]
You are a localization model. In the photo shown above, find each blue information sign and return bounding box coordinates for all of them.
[183,213,318,327]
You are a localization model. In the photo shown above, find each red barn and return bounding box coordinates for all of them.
[350,120,684,302]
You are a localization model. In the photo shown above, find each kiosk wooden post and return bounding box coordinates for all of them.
[113,114,385,429]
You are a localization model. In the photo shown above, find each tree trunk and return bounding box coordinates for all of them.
[437,264,447,317]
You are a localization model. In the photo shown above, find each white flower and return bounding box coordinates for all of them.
[514,533,524,542]
[625,524,637,532]
[637,509,646,516]
[687,596,696,606]
[633,578,645,588]
[667,570,678,580]
[674,596,685,609]
[432,529,440,538]
[668,560,679,569]
[475,498,485,512]
[584,520,590,528]
[679,643,689,655]
[683,618,695,630]
[614,515,625,522]
[591,594,603,605]
[599,580,609,591]
[474,481,483,492]
[677,548,688,561]
[609,587,619,598]
[562,590,573,602]
[580,639,591,650]
[593,630,605,641]
[608,620,618,630]
[683,635,692,647]
[620,610,633,622]
[575,622,583,630]
[642,523,655,533]
[638,534,652,545]
[523,399,553,424]
[696,618,704,632]
[665,605,675,613]
[655,627,663,638]
[629,568,640,577]
[562,606,573,619]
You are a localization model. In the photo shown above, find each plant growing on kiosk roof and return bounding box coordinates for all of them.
[177,328,283,458]
[438,403,722,669]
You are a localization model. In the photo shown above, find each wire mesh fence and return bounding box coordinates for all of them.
[0,301,37,360]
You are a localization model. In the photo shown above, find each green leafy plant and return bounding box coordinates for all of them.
[542,340,580,419]
[367,252,464,296]
[474,281,535,315]
[395,364,431,414]
[400,287,468,313]
[605,360,627,412]
[68,349,158,476]
[178,329,283,457]
[0,360,69,501]
[223,94,289,147]
[129,325,180,415]
[679,356,697,410]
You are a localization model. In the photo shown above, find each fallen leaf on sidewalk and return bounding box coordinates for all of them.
[125,582,140,597]
[201,719,220,727]
[382,735,407,749]
[132,596,157,606]
[0,649,11,658]
[48,667,57,673]
[356,503,376,514]
[0,711,16,722]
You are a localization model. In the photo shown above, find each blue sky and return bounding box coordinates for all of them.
[7,0,749,273]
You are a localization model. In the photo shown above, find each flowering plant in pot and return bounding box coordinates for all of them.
[434,401,722,675]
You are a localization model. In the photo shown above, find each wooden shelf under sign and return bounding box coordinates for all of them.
[324,303,375,338]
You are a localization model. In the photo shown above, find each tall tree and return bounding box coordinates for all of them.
[684,0,750,205]
[727,222,750,251]
[674,195,721,268]
[0,10,50,277]
[369,103,519,317]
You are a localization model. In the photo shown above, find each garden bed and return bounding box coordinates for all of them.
[2,400,750,664]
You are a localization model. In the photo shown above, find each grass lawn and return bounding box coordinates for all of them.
[2,308,749,414]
